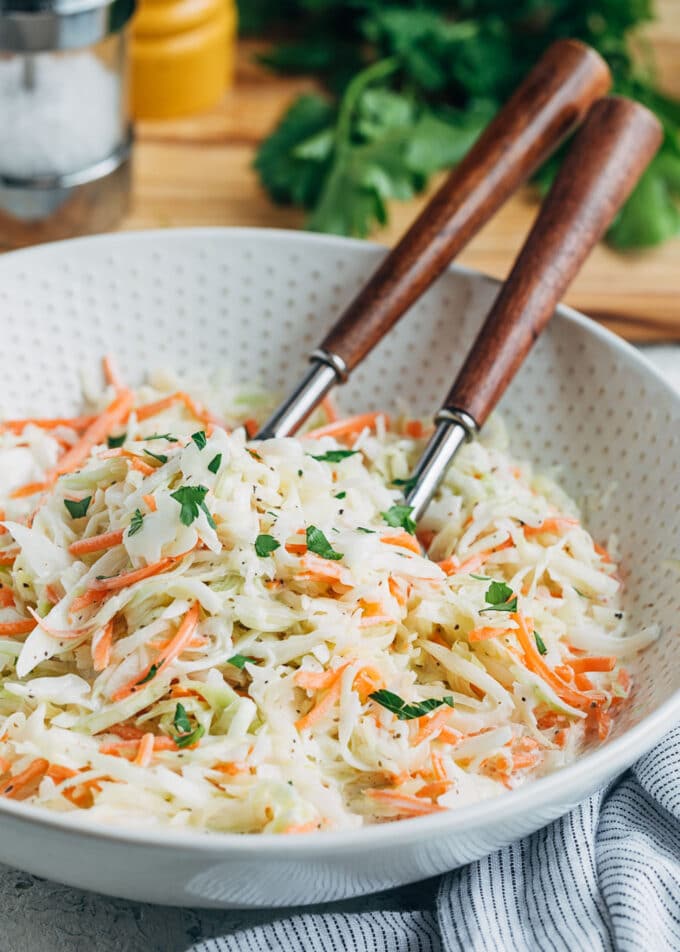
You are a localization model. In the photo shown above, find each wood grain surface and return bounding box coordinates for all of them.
[124,1,680,341]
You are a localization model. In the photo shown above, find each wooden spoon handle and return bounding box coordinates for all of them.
[320,39,610,373]
[442,97,662,427]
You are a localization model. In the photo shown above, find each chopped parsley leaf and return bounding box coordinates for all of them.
[144,433,178,442]
[128,509,144,536]
[392,476,418,495]
[381,504,417,535]
[297,468,304,477]
[174,724,205,749]
[334,491,346,500]
[255,534,280,557]
[306,525,343,560]
[144,448,167,465]
[107,432,127,448]
[173,702,192,735]
[228,654,256,670]
[534,631,548,655]
[64,496,92,519]
[170,485,216,529]
[470,573,491,581]
[481,580,517,613]
[357,527,375,533]
[208,453,222,474]
[311,449,358,463]
[136,663,159,686]
[369,689,454,720]
[191,430,207,450]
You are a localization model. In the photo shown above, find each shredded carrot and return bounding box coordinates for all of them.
[103,355,125,394]
[282,820,319,834]
[0,549,18,565]
[295,663,349,732]
[143,493,157,512]
[100,736,178,758]
[0,589,15,608]
[92,619,114,672]
[388,575,408,607]
[439,538,513,576]
[71,552,186,614]
[111,602,200,701]
[27,606,84,640]
[297,553,348,584]
[523,517,579,537]
[567,656,616,674]
[134,732,155,767]
[10,481,49,500]
[294,668,338,691]
[46,764,78,783]
[0,619,35,636]
[617,669,631,693]
[438,726,462,745]
[354,666,384,702]
[69,529,125,556]
[413,707,452,746]
[105,724,145,740]
[404,419,425,438]
[320,394,338,424]
[574,672,594,691]
[49,389,135,480]
[0,758,49,798]
[593,542,612,563]
[243,418,259,438]
[285,529,307,555]
[467,625,513,643]
[380,532,421,555]
[553,728,568,748]
[416,780,451,800]
[304,412,389,442]
[99,447,157,476]
[512,612,605,711]
[0,414,96,435]
[365,789,446,816]
[135,391,215,426]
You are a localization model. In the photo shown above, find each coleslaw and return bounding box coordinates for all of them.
[0,359,658,832]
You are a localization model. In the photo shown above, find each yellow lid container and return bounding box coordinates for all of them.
[131,0,236,119]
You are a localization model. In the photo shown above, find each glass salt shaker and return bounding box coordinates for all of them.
[0,0,135,249]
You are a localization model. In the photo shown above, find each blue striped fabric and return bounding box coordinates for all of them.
[192,727,680,952]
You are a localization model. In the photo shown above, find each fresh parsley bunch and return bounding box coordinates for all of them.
[244,0,680,248]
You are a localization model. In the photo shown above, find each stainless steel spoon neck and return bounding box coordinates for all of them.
[255,350,347,440]
[405,409,479,521]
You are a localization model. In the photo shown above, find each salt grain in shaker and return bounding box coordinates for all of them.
[0,0,135,248]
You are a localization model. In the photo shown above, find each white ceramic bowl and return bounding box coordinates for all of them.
[0,228,677,908]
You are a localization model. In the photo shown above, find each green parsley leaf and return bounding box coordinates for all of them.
[144,433,178,442]
[174,724,205,749]
[470,573,491,581]
[534,631,548,656]
[191,431,207,450]
[136,663,159,686]
[306,525,343,560]
[392,476,418,495]
[369,689,454,721]
[107,432,127,448]
[481,580,517,613]
[144,449,167,465]
[335,491,346,499]
[64,496,91,519]
[228,654,256,670]
[128,509,144,537]
[170,485,216,529]
[208,453,222,474]
[381,504,416,534]
[173,702,192,735]
[255,534,280,557]
[311,449,358,463]
[357,527,375,533]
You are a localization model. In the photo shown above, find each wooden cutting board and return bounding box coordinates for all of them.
[124,2,680,342]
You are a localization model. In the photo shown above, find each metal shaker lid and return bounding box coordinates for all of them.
[0,0,135,52]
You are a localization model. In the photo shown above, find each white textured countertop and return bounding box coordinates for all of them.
[0,344,677,952]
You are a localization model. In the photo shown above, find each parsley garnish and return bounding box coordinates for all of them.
[228,654,256,669]
[392,476,417,495]
[470,573,491,581]
[306,525,343,560]
[144,433,178,442]
[369,689,454,721]
[170,485,216,529]
[208,453,222,474]
[255,534,280,557]
[136,663,159,686]
[534,631,548,656]
[191,431,207,450]
[334,491,346,499]
[107,432,126,448]
[381,504,416,535]
[481,580,518,613]
[311,449,358,463]
[357,527,375,533]
[144,449,167,465]
[173,702,192,735]
[64,496,91,519]
[174,724,205,749]
[128,509,144,536]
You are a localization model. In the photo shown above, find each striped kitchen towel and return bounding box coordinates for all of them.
[191,726,680,952]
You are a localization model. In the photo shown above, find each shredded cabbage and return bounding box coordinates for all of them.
[0,364,656,833]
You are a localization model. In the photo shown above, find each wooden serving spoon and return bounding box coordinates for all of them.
[257,38,611,439]
[405,96,662,520]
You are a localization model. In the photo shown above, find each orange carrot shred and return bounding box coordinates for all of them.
[1,758,49,798]
[304,412,389,442]
[92,619,114,672]
[69,529,125,556]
